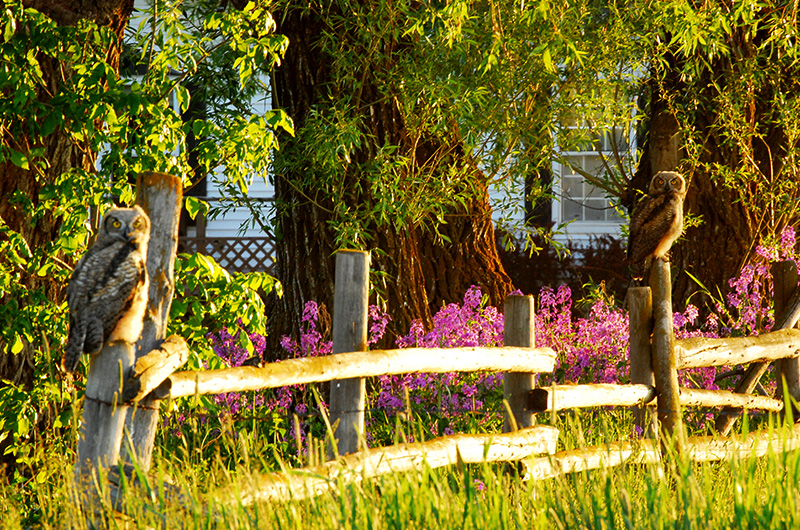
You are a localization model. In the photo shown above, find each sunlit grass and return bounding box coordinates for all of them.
[6,412,800,529]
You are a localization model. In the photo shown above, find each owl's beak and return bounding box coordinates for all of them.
[124,227,138,243]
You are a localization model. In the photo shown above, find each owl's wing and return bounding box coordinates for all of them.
[66,242,122,309]
[628,195,673,263]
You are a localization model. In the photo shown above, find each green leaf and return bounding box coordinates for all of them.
[3,13,16,43]
[9,150,28,170]
[542,47,554,72]
[11,334,23,354]
[174,84,190,112]
[185,196,209,220]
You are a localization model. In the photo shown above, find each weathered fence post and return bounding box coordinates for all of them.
[774,260,800,406]
[650,259,685,453]
[122,172,182,470]
[503,295,536,432]
[328,250,370,456]
[75,343,135,481]
[628,286,656,437]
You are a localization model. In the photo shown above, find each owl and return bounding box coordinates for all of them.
[628,171,687,283]
[63,206,150,373]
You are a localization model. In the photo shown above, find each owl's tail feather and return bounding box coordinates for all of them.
[63,322,84,373]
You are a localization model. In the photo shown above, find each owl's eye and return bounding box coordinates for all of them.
[656,178,664,186]
[671,178,679,185]
[132,219,141,229]
[112,220,121,229]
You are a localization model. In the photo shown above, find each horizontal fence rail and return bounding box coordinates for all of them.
[675,328,800,369]
[230,426,559,505]
[166,346,557,399]
[523,423,800,481]
[529,384,785,413]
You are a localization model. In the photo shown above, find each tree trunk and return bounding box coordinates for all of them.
[267,4,513,351]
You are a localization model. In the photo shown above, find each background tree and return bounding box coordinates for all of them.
[631,0,800,307]
[265,0,643,346]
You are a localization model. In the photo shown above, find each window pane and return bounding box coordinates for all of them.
[562,198,583,221]
[586,183,603,198]
[562,175,583,199]
[606,201,624,222]
[584,199,606,221]
[584,156,605,176]
[610,129,629,152]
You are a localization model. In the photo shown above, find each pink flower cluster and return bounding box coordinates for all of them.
[396,286,504,348]
[372,286,506,441]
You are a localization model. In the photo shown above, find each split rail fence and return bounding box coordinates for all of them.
[74,172,800,512]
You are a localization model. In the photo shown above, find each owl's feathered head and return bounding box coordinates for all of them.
[102,205,150,244]
[649,171,686,197]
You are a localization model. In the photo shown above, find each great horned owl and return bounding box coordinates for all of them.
[63,206,150,372]
[628,171,687,283]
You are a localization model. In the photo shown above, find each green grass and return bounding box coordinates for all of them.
[5,412,800,529]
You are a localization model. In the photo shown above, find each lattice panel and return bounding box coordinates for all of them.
[179,237,275,273]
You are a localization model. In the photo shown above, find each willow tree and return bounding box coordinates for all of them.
[631,0,800,305]
[265,0,645,344]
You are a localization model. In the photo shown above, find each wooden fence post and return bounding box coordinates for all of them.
[121,172,182,470]
[774,260,800,406]
[75,343,135,481]
[650,259,686,453]
[328,250,370,456]
[628,286,656,437]
[503,295,536,432]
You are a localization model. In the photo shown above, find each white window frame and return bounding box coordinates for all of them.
[551,123,633,244]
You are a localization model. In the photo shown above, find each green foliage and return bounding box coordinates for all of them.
[270,0,647,251]
[170,252,281,365]
[645,0,800,241]
[0,0,288,480]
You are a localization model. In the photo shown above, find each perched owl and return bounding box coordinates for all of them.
[628,171,687,283]
[63,206,150,373]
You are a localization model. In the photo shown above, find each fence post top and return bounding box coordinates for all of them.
[336,249,370,256]
[505,293,534,299]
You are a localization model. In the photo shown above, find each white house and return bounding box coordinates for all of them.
[489,124,630,249]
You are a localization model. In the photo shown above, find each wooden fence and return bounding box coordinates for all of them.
[73,173,800,513]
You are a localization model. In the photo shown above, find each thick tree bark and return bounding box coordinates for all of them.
[267,5,513,351]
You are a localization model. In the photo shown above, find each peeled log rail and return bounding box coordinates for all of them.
[524,423,800,481]
[529,384,656,412]
[168,346,557,399]
[675,328,800,369]
[524,439,660,481]
[678,388,784,412]
[121,334,189,403]
[231,426,559,504]
[529,384,784,413]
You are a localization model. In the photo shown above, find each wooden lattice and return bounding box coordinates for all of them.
[178,237,275,273]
